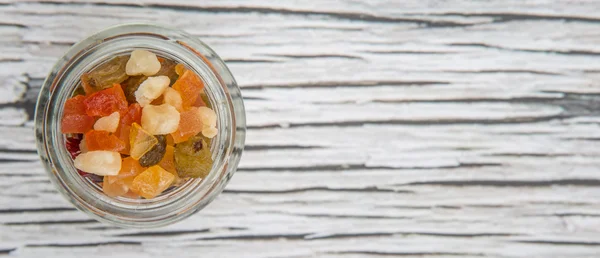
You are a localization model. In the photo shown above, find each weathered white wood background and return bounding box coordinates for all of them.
[1,0,600,257]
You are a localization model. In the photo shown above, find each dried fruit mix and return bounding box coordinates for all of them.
[61,49,218,199]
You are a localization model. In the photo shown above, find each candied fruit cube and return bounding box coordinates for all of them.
[129,123,158,160]
[141,104,180,135]
[163,87,183,111]
[73,150,121,176]
[197,106,217,128]
[171,107,203,143]
[126,50,161,76]
[135,76,170,107]
[61,95,95,133]
[202,127,218,138]
[93,111,120,133]
[121,103,142,126]
[172,70,204,108]
[103,175,128,197]
[84,130,126,152]
[103,157,145,197]
[84,83,128,117]
[130,165,175,199]
[158,145,176,174]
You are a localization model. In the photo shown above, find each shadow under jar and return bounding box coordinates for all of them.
[35,24,246,228]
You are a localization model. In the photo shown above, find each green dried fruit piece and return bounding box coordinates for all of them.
[174,135,213,178]
[82,56,129,93]
[139,135,167,167]
[122,75,148,104]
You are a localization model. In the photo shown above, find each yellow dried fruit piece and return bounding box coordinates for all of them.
[130,165,175,199]
[129,122,158,160]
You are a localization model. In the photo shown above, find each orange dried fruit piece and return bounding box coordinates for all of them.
[84,83,128,117]
[171,107,203,144]
[84,130,126,152]
[130,165,175,199]
[103,175,128,197]
[172,70,204,109]
[61,95,95,134]
[103,157,145,197]
[158,145,176,174]
[129,122,158,160]
[115,124,131,155]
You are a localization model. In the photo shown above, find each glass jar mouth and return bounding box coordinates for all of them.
[34,23,246,228]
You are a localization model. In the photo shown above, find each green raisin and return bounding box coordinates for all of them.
[72,86,86,97]
[156,58,179,84]
[174,136,213,178]
[139,135,167,167]
[122,75,147,104]
[82,56,129,92]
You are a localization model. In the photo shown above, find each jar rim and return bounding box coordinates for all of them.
[34,23,246,228]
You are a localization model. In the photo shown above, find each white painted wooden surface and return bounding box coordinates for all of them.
[2,0,600,257]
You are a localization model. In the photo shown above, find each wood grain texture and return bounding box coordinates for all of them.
[2,0,600,257]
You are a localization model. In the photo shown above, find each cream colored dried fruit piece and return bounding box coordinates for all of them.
[93,111,120,132]
[197,107,217,128]
[73,151,121,176]
[163,87,183,111]
[126,50,161,76]
[141,104,180,135]
[202,127,218,138]
[135,76,170,107]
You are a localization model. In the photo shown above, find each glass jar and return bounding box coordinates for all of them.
[34,23,246,228]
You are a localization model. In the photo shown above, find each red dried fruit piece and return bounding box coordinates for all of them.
[61,95,95,133]
[172,70,204,109]
[121,103,142,126]
[65,136,82,159]
[65,136,89,176]
[84,130,126,152]
[83,83,128,117]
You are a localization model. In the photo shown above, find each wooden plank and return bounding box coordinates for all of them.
[2,0,600,257]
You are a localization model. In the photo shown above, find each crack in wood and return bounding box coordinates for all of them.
[243,145,323,151]
[0,248,15,255]
[242,80,450,89]
[237,162,501,172]
[402,179,600,187]
[513,240,600,246]
[437,12,600,24]
[223,186,412,194]
[196,233,309,241]
[450,42,600,56]
[264,54,365,60]
[0,207,76,214]
[246,115,567,129]
[224,59,280,64]
[4,219,97,226]
[114,229,211,237]
[310,231,520,240]
[26,241,141,248]
[328,251,484,257]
